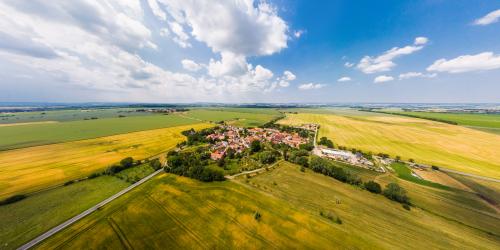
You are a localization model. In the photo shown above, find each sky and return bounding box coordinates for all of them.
[0,0,499,103]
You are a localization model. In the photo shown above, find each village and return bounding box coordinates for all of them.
[206,125,312,160]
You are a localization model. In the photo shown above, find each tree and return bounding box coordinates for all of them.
[120,157,134,168]
[318,137,334,148]
[364,181,382,194]
[431,165,440,170]
[149,159,162,170]
[383,183,410,204]
[259,151,277,164]
[296,156,309,167]
[299,143,314,151]
[250,140,262,153]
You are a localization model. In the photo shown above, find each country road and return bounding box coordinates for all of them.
[18,168,164,250]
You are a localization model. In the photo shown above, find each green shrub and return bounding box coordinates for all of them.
[364,181,382,194]
[383,183,410,204]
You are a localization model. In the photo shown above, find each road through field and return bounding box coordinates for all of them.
[18,169,164,250]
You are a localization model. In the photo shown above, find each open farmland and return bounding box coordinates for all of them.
[0,123,211,199]
[0,176,129,248]
[0,114,199,151]
[36,163,500,249]
[36,173,360,249]
[244,162,500,248]
[280,111,500,179]
[389,111,500,135]
[183,108,282,127]
[0,108,152,124]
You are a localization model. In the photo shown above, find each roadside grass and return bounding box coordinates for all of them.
[279,111,500,179]
[184,108,281,127]
[115,163,156,183]
[243,162,500,248]
[0,176,129,249]
[0,123,211,199]
[37,173,369,249]
[390,162,452,191]
[0,114,200,150]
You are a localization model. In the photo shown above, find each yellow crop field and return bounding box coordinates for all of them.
[0,123,211,199]
[280,112,500,179]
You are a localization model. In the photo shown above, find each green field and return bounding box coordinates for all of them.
[35,163,500,249]
[0,108,151,124]
[390,162,452,190]
[390,111,500,134]
[0,114,200,151]
[0,175,129,249]
[183,108,282,127]
[280,111,500,179]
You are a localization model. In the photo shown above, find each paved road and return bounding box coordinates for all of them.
[18,169,163,250]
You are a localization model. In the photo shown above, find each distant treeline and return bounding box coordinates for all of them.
[360,109,458,125]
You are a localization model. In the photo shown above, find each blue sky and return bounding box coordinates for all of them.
[0,0,499,103]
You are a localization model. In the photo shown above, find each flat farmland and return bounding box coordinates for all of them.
[245,162,499,248]
[0,114,200,151]
[184,108,282,127]
[280,112,500,179]
[390,111,500,134]
[0,123,211,199]
[36,163,500,249]
[36,173,358,249]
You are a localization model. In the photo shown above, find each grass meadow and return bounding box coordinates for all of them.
[36,163,500,249]
[279,111,500,179]
[0,123,211,199]
[0,114,200,151]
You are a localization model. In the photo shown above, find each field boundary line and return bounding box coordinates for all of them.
[17,168,163,250]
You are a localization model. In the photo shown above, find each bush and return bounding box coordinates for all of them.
[403,204,411,211]
[120,157,134,168]
[149,159,162,170]
[318,137,334,148]
[0,194,27,206]
[300,166,306,172]
[199,166,225,182]
[64,180,75,186]
[299,143,314,151]
[336,217,342,224]
[431,165,440,170]
[254,211,262,221]
[88,172,101,179]
[364,181,382,194]
[383,183,410,204]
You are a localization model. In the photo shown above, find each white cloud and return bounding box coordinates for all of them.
[168,21,191,48]
[473,9,500,26]
[293,30,305,38]
[298,83,325,90]
[147,0,167,21]
[357,37,428,74]
[427,52,500,73]
[157,0,288,56]
[181,59,202,72]
[344,62,354,68]
[374,75,394,83]
[414,37,428,45]
[337,76,351,82]
[399,72,436,80]
[0,0,294,102]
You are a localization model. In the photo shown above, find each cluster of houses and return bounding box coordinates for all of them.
[207,125,310,160]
